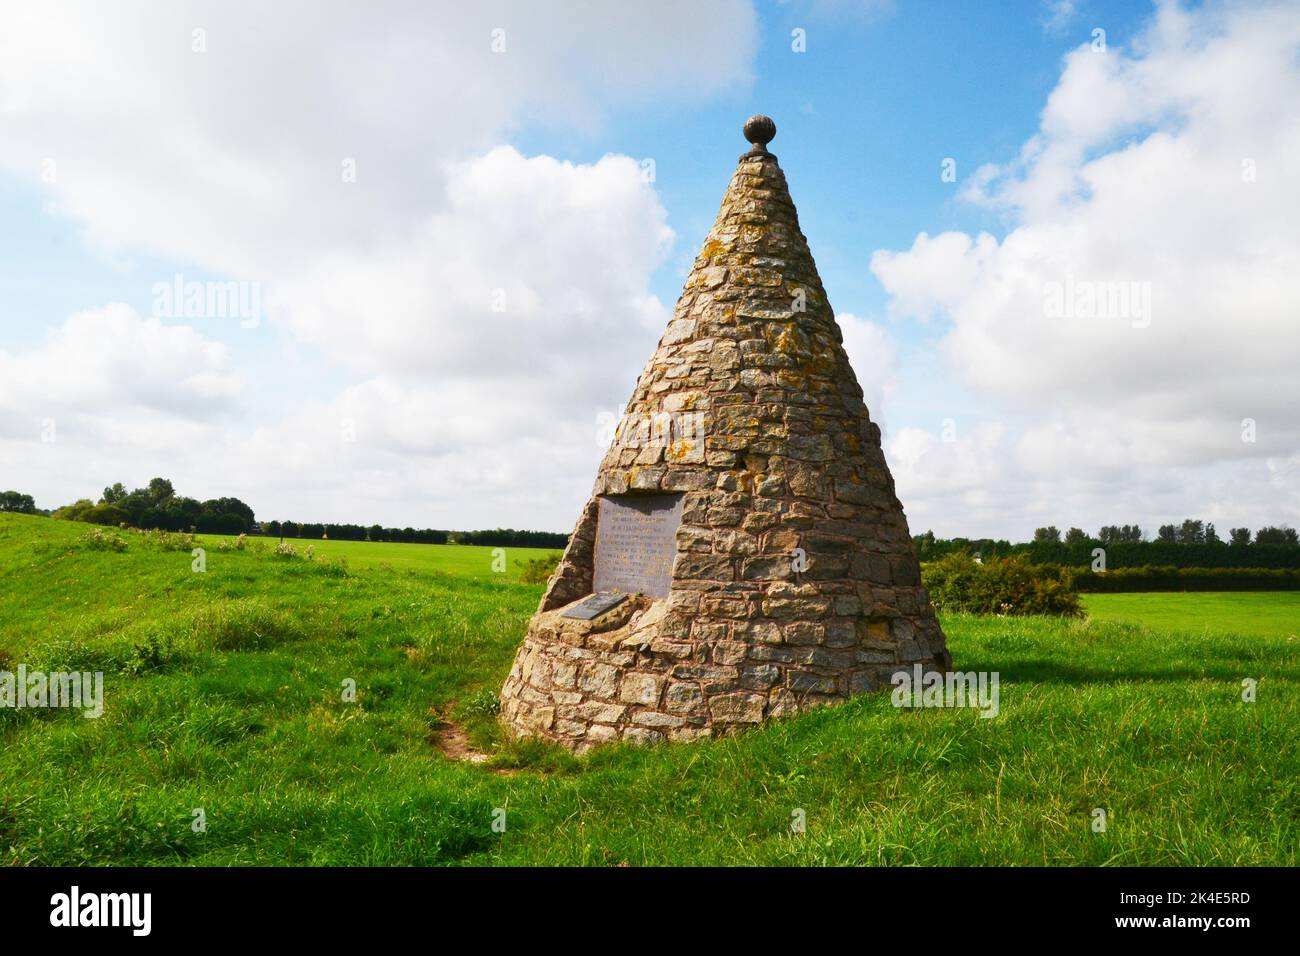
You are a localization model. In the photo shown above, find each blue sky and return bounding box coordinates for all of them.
[1,0,1296,537]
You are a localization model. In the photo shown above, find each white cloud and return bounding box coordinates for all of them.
[0,304,240,430]
[0,0,754,275]
[0,1,756,528]
[836,313,897,429]
[274,147,673,387]
[873,0,1300,536]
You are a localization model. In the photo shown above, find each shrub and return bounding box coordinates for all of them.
[216,533,249,553]
[84,503,130,526]
[922,552,1082,616]
[125,631,179,675]
[78,529,128,553]
[136,529,195,551]
[520,553,561,585]
[275,541,298,558]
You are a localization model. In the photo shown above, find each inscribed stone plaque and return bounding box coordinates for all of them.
[592,494,684,598]
[561,592,629,620]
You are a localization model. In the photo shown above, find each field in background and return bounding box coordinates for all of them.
[201,531,561,579]
[1,512,1296,866]
[1083,592,1300,639]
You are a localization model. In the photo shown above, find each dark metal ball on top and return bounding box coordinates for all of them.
[741,114,777,162]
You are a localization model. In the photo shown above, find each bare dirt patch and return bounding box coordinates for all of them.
[429,708,515,774]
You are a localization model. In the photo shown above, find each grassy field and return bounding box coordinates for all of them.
[1084,592,1300,639]
[1,512,1296,866]
[201,530,561,579]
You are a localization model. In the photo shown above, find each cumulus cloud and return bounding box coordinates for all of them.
[274,147,673,387]
[836,312,897,428]
[873,0,1300,536]
[0,304,240,429]
[0,0,754,275]
[0,1,755,527]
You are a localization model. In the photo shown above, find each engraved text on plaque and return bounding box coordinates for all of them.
[591,494,684,598]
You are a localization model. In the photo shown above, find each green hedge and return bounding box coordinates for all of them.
[1074,566,1300,592]
[921,553,1082,616]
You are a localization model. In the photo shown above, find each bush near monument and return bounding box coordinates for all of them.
[921,553,1082,617]
[519,553,561,585]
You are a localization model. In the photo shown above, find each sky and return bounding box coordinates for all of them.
[1,0,1297,539]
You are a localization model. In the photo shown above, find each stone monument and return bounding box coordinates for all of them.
[499,116,951,750]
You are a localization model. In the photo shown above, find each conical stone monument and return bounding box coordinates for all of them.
[500,116,951,750]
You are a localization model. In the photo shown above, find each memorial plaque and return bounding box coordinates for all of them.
[561,591,629,620]
[591,493,684,598]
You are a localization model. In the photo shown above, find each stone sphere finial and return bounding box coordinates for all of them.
[743,114,776,150]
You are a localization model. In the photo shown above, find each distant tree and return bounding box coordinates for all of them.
[101,482,128,505]
[146,477,175,504]
[1204,523,1221,545]
[1157,524,1177,543]
[1033,526,1061,544]
[52,499,93,519]
[1229,527,1252,546]
[1256,526,1300,547]
[0,490,37,514]
[1064,527,1090,547]
[1098,524,1143,545]
[1176,519,1205,546]
[84,503,130,526]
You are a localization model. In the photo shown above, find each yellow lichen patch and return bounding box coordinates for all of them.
[768,323,811,356]
[720,416,760,433]
[699,238,729,260]
[666,439,702,462]
[775,368,809,390]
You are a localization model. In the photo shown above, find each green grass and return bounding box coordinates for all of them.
[202,530,561,579]
[1,512,1296,866]
[1084,591,1300,639]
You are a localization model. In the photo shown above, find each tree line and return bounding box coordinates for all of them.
[7,480,569,549]
[0,491,37,514]
[261,523,567,548]
[262,521,449,544]
[915,520,1300,570]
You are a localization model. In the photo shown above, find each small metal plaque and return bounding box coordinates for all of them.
[592,493,684,598]
[562,591,629,621]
